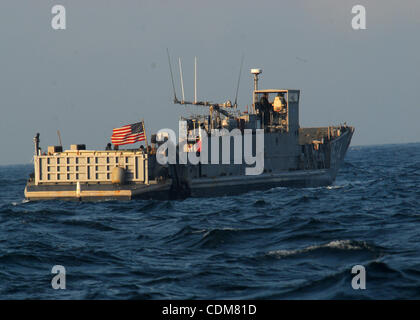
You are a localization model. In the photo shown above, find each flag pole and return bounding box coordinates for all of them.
[142,119,149,151]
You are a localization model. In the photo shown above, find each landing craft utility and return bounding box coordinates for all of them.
[24,60,354,201]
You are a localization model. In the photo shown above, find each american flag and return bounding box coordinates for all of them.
[111,121,145,146]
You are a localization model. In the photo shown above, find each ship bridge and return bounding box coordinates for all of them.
[253,89,300,134]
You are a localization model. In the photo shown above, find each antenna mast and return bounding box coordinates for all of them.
[166,50,235,118]
[251,68,262,113]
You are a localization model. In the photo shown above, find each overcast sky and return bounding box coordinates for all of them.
[0,0,419,165]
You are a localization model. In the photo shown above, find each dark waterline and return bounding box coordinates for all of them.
[1,143,420,299]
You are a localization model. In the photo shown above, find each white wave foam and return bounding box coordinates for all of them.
[326,185,343,190]
[267,240,371,258]
[11,199,29,206]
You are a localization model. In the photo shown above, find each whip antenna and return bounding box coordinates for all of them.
[166,48,178,103]
[57,130,63,148]
[178,57,185,102]
[194,56,197,104]
[234,54,244,108]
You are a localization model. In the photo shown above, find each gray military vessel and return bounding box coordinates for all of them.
[24,65,354,201]
[164,66,354,197]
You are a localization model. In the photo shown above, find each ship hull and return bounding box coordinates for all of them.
[185,125,354,197]
[187,168,334,197]
[24,180,173,201]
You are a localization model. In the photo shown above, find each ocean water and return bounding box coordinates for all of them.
[0,143,420,299]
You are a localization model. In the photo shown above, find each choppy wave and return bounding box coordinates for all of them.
[267,240,380,258]
[0,143,420,299]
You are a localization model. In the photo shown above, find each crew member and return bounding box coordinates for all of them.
[273,93,286,112]
[259,93,272,125]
